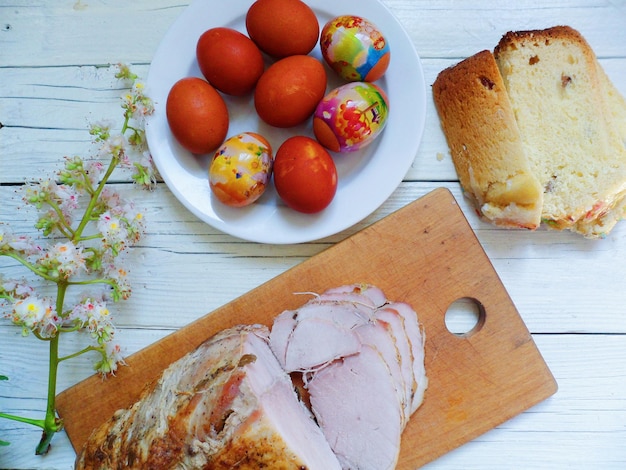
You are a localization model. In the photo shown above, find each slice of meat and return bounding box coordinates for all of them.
[76,325,341,470]
[269,284,428,470]
[317,283,388,311]
[307,344,404,470]
[375,308,418,418]
[269,288,380,372]
[385,302,428,413]
[278,315,363,372]
[353,319,410,426]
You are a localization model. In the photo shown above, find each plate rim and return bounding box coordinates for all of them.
[145,0,426,244]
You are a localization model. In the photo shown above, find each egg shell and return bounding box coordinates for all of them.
[320,15,390,82]
[254,55,327,128]
[166,77,229,155]
[313,82,389,153]
[209,132,273,207]
[196,27,265,96]
[245,0,319,58]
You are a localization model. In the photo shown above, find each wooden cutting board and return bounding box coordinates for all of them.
[57,187,557,468]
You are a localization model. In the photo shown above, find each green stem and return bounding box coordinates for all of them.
[73,156,118,241]
[0,252,58,282]
[69,277,115,288]
[42,196,75,239]
[34,282,68,455]
[120,110,131,134]
[0,412,45,429]
[58,344,99,363]
[34,336,62,454]
[77,233,104,242]
[77,166,97,196]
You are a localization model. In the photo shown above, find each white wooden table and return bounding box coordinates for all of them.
[1,1,625,468]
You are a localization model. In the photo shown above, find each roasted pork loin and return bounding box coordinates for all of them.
[76,324,341,469]
[77,285,427,470]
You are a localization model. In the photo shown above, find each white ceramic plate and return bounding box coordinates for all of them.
[146,0,426,244]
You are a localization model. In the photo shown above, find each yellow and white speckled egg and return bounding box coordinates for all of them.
[209,132,273,207]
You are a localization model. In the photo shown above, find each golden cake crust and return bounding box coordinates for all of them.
[433,49,543,229]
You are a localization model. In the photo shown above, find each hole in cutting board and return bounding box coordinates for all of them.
[444,297,485,337]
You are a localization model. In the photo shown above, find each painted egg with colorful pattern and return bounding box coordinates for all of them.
[209,132,273,207]
[313,82,389,153]
[320,15,390,82]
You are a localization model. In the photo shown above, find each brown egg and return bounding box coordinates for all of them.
[245,0,319,58]
[166,77,229,154]
[254,55,327,128]
[196,27,265,96]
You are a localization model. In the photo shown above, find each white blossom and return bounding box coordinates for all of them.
[10,295,58,338]
[43,242,87,278]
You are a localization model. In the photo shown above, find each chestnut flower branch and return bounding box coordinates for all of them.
[0,64,156,455]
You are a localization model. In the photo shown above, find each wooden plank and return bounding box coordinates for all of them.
[2,1,625,67]
[56,187,557,467]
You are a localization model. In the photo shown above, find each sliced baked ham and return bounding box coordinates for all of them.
[317,283,388,308]
[386,301,428,413]
[269,291,377,372]
[76,324,341,470]
[376,307,418,416]
[354,316,410,426]
[269,284,428,470]
[77,285,427,470]
[308,344,404,470]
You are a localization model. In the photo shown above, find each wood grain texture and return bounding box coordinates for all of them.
[57,188,557,467]
[1,1,625,66]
